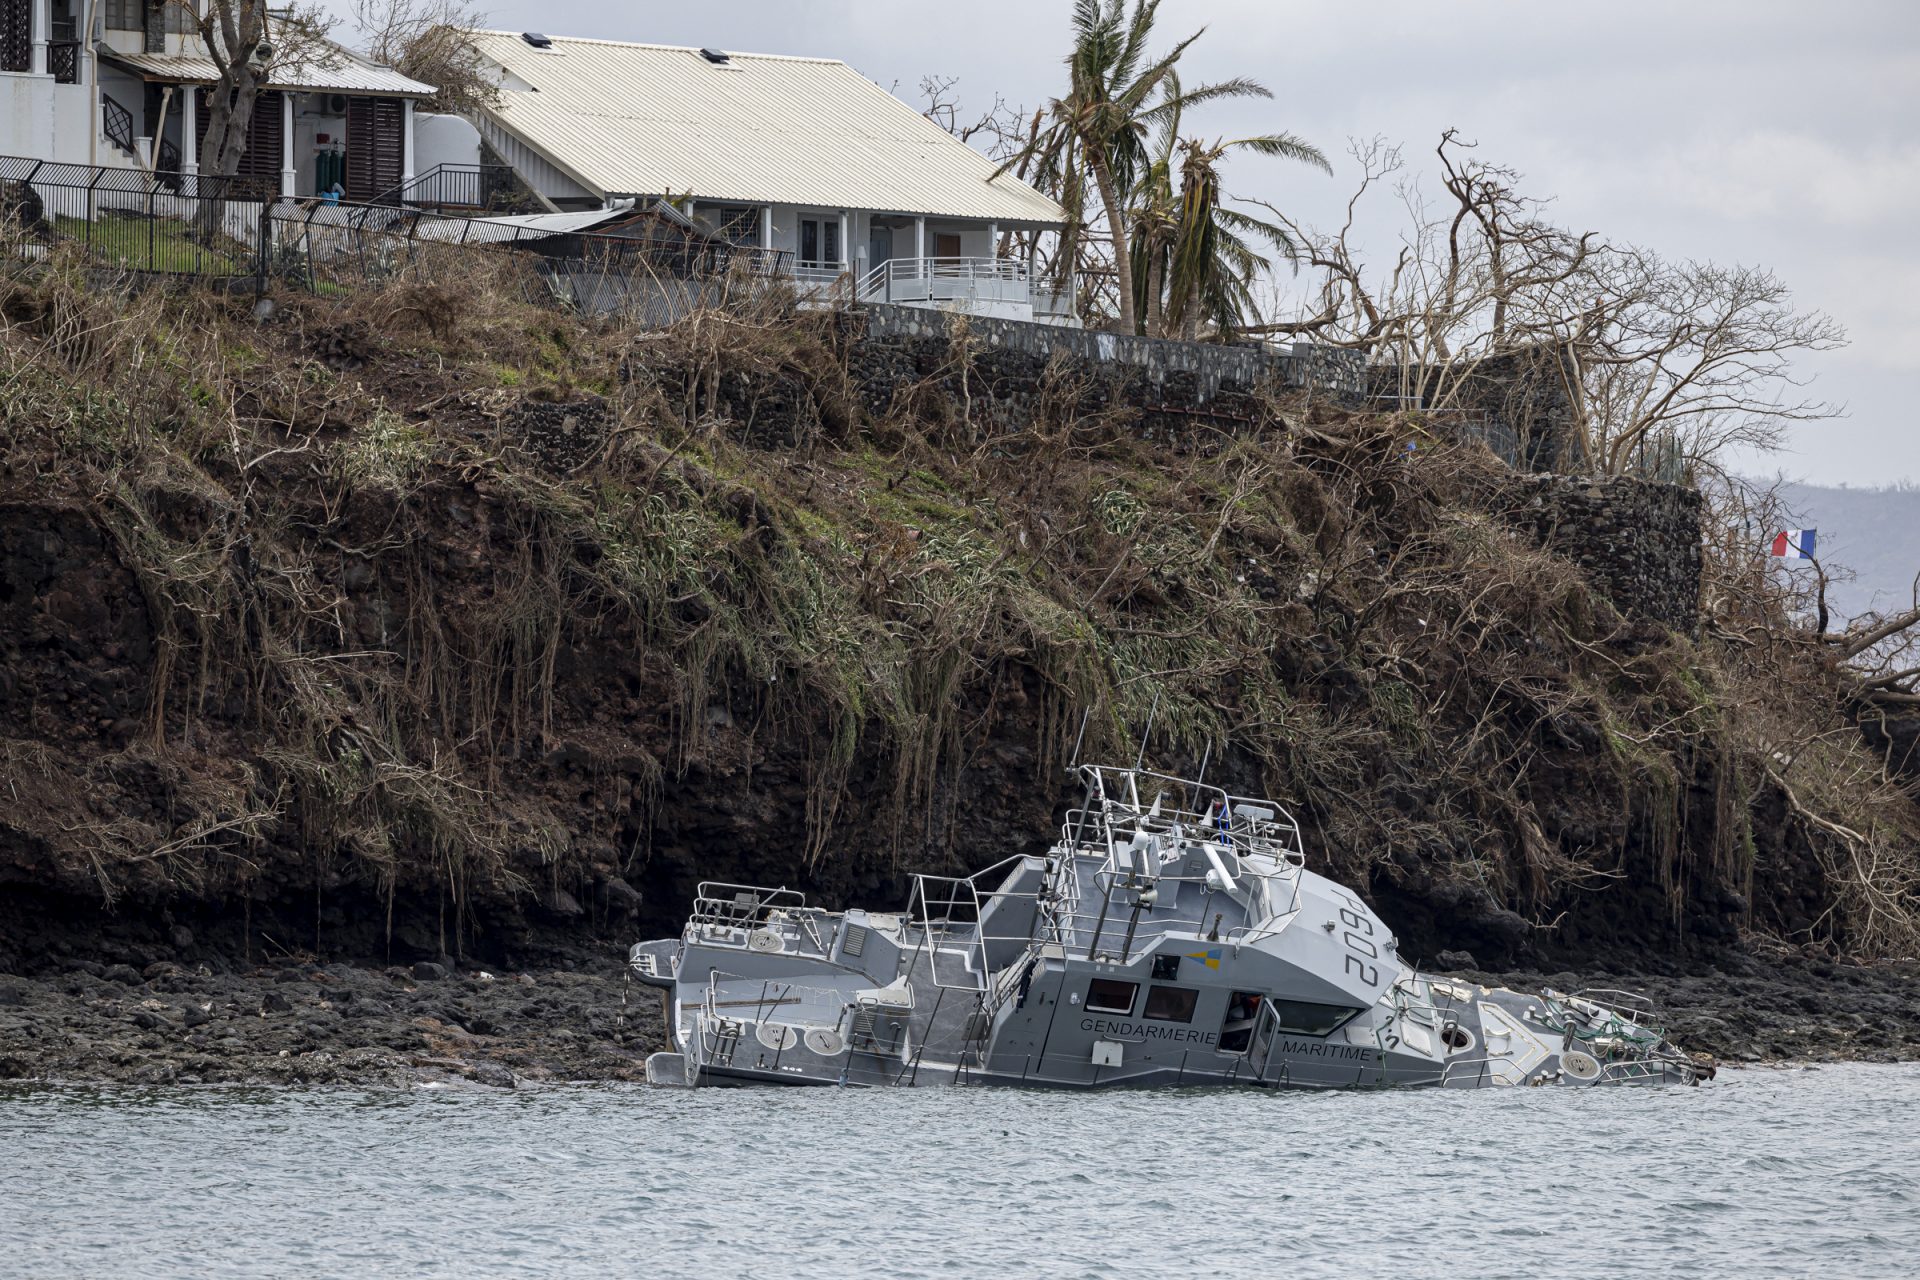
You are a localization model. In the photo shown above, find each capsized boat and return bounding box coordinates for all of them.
[631,762,1711,1089]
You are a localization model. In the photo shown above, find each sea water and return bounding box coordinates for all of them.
[3,1063,1917,1278]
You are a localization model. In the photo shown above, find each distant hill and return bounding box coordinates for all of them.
[1771,481,1920,623]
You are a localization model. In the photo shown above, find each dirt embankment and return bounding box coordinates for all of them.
[0,265,1916,1086]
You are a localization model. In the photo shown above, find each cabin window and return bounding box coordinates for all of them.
[1085,978,1137,1015]
[1151,954,1180,981]
[1219,993,1362,1052]
[1269,999,1363,1037]
[1142,985,1198,1023]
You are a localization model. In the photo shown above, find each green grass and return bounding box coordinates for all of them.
[52,212,248,275]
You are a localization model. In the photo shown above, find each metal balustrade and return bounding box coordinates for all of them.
[48,40,80,84]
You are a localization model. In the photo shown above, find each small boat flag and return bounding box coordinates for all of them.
[1185,948,1223,970]
[1769,529,1817,560]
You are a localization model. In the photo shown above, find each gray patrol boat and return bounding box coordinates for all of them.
[631,762,1710,1089]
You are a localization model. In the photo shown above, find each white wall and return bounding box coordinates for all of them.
[475,116,590,206]
[0,75,102,168]
[414,112,480,173]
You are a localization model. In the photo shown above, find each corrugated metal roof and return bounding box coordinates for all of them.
[409,208,622,241]
[465,32,1066,225]
[104,51,434,97]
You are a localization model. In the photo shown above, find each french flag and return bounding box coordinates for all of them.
[1769,529,1817,560]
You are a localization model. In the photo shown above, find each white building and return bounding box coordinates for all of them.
[454,31,1074,323]
[1,0,431,198]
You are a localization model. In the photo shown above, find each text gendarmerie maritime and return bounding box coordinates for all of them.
[1079,1018,1218,1045]
[1077,1019,1379,1060]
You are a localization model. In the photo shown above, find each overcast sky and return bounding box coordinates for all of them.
[339,0,1920,486]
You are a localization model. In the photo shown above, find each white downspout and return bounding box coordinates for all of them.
[279,91,295,197]
[401,97,414,186]
[85,0,98,171]
[181,83,198,192]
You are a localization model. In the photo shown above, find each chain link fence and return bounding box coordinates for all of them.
[1,155,799,322]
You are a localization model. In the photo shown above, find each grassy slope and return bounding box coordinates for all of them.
[0,250,1914,968]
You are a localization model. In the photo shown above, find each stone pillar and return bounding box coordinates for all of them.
[401,97,415,186]
[836,210,848,269]
[987,221,998,262]
[913,215,926,261]
[759,205,773,250]
[30,0,48,76]
[280,92,296,198]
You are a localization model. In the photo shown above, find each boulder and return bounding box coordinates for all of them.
[469,1061,516,1090]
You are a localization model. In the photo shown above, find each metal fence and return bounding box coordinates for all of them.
[1,155,798,319]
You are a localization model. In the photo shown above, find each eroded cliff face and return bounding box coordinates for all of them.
[0,274,1909,979]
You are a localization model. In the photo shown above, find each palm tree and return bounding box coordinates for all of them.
[1010,0,1274,333]
[1165,132,1330,339]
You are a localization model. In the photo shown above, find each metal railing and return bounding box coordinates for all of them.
[49,39,79,84]
[365,162,535,214]
[907,873,991,992]
[101,95,136,158]
[0,0,26,74]
[856,255,1031,306]
[1030,766,1312,964]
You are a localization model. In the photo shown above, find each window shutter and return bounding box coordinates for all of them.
[197,89,284,196]
[345,97,405,200]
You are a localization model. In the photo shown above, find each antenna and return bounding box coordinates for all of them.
[1133,692,1160,771]
[1183,738,1213,815]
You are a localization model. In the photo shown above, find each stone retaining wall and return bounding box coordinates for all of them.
[1502,474,1703,632]
[849,304,1366,436]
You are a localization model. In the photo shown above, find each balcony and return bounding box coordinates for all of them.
[788,256,1076,324]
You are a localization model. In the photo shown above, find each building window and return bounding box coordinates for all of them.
[713,206,760,246]
[1142,985,1198,1023]
[1085,978,1137,1016]
[798,216,842,267]
[105,0,140,30]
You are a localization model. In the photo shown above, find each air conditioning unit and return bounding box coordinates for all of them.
[324,93,350,116]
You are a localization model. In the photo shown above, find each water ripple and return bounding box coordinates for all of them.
[2,1065,1918,1278]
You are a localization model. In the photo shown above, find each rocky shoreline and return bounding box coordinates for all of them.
[1,946,1914,1088]
[0,949,666,1089]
